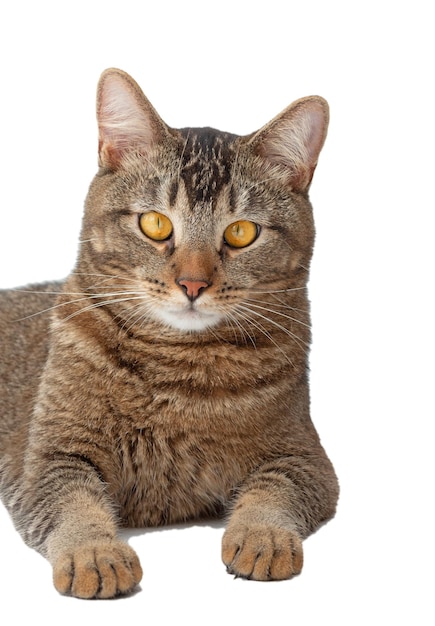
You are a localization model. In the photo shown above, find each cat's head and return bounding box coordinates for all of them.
[76,69,328,336]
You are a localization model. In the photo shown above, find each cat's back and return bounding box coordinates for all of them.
[0,282,61,439]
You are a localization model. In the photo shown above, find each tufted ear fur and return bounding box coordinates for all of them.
[248,96,329,192]
[97,68,171,170]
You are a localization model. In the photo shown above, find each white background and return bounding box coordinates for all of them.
[0,1,433,623]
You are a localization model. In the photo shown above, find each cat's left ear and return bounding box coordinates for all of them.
[96,68,172,170]
[248,96,329,192]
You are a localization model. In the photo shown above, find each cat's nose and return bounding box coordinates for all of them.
[177,279,210,302]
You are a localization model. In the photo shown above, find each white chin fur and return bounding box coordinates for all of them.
[155,308,222,332]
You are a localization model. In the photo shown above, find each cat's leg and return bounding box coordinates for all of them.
[11,453,142,599]
[46,489,143,599]
[222,450,338,581]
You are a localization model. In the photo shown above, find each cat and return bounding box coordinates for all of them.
[0,68,339,599]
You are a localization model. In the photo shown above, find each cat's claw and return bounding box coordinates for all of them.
[52,540,142,599]
[222,524,303,581]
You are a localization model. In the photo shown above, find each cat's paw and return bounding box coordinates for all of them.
[222,524,303,581]
[52,540,143,599]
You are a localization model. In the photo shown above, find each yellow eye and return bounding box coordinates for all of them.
[139,211,173,241]
[224,220,259,248]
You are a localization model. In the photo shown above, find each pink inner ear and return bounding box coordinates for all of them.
[301,103,328,164]
[97,73,158,169]
[257,99,328,191]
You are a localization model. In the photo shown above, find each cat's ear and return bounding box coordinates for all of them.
[248,96,329,192]
[97,68,171,170]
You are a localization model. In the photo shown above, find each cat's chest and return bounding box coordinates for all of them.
[66,333,286,525]
[109,421,251,526]
[101,361,272,525]
[105,340,271,429]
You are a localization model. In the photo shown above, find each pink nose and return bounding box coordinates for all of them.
[177,279,210,301]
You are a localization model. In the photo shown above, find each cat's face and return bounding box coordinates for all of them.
[74,70,328,336]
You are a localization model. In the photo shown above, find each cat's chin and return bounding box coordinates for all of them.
[155,308,222,333]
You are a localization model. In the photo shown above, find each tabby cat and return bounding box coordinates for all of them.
[0,69,339,598]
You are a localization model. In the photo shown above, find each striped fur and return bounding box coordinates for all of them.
[0,69,338,598]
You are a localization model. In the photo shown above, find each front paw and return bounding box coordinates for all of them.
[53,540,142,599]
[222,523,303,581]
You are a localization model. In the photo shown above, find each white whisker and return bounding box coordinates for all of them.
[243,301,310,329]
[233,306,294,366]
[62,295,147,322]
[119,301,154,333]
[13,293,98,322]
[71,271,145,286]
[221,308,257,348]
[235,303,309,352]
[245,296,308,314]
[268,292,306,311]
[14,287,146,323]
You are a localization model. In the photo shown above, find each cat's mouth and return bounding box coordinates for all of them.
[155,303,222,333]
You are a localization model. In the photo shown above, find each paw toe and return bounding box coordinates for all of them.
[222,524,303,581]
[53,541,142,599]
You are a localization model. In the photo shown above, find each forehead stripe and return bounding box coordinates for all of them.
[178,128,236,210]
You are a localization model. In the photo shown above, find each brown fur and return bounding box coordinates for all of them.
[0,69,338,598]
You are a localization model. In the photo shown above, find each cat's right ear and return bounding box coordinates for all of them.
[97,68,170,170]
